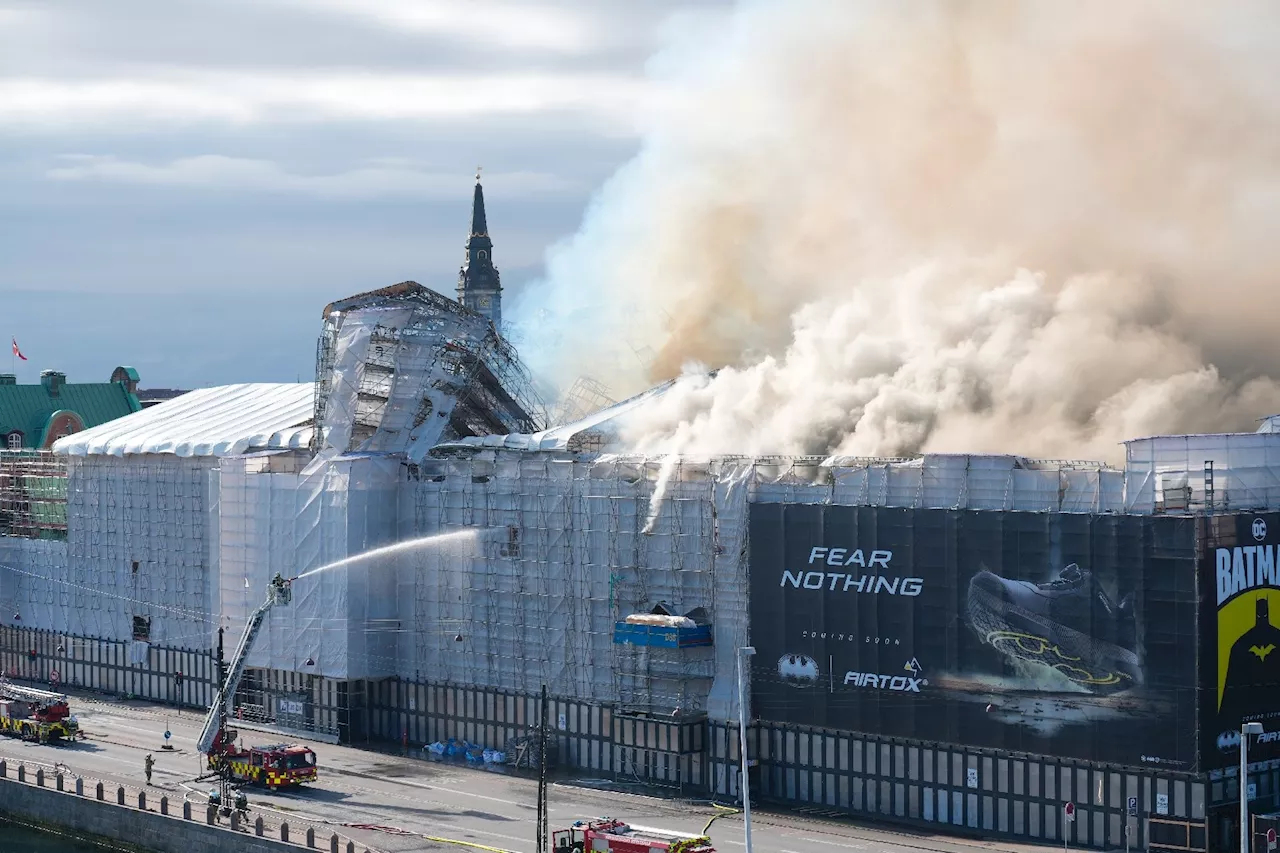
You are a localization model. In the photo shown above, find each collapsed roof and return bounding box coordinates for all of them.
[312,281,546,461]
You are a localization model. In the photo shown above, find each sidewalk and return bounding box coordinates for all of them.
[0,750,378,853]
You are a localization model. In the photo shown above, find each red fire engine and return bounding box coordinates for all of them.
[552,819,715,853]
[206,727,318,789]
[0,679,80,744]
[197,577,319,794]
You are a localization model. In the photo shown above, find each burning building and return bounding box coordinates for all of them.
[1,176,1277,853]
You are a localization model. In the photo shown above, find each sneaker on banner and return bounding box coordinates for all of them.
[966,563,1141,695]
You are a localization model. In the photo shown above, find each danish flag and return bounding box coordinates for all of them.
[11,338,26,361]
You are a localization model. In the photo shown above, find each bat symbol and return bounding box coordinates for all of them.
[1249,644,1276,661]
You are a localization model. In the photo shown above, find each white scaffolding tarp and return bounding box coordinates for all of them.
[53,384,314,458]
[217,452,400,680]
[1124,433,1280,513]
[1,455,217,648]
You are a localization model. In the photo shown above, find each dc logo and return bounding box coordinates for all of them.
[1254,518,1268,542]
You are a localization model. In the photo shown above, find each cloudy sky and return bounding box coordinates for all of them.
[0,0,726,389]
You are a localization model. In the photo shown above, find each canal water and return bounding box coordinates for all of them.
[0,821,140,853]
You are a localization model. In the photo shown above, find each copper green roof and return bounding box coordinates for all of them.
[0,373,142,449]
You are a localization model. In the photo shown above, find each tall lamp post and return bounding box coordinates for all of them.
[1242,721,1264,853]
[737,646,756,853]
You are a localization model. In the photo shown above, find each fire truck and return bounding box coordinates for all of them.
[552,819,715,853]
[206,734,318,789]
[197,575,318,793]
[0,678,80,744]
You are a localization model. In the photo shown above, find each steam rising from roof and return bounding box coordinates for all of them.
[515,0,1280,462]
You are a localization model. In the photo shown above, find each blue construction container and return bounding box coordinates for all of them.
[612,622,713,649]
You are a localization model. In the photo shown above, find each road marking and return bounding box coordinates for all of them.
[716,842,804,853]
[90,717,179,738]
[800,837,870,848]
[212,781,535,852]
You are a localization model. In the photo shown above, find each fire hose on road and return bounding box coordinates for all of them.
[341,824,516,853]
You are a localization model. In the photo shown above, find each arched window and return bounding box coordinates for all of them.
[5,432,22,450]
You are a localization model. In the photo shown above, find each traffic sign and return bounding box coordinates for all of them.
[164,730,171,741]
[1127,796,1138,817]
[49,669,60,686]
[1064,802,1076,821]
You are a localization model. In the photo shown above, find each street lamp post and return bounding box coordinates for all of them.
[737,646,757,853]
[1242,721,1264,853]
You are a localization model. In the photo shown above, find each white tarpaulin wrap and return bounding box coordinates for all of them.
[2,455,217,649]
[316,314,379,456]
[52,384,313,458]
[312,290,544,463]
[217,452,399,680]
[360,308,472,459]
[1124,433,1280,513]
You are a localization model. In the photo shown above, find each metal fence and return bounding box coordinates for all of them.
[0,625,214,709]
[708,718,1207,850]
[366,679,706,792]
[0,623,1217,849]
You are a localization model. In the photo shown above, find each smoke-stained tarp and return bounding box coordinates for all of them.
[748,503,1199,769]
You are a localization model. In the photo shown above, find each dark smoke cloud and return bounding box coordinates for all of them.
[514,0,1280,462]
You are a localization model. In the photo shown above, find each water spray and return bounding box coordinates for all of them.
[291,528,499,581]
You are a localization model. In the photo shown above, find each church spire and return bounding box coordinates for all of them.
[457,169,502,327]
[468,167,489,243]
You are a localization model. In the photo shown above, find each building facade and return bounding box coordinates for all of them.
[4,181,1278,851]
[0,367,141,450]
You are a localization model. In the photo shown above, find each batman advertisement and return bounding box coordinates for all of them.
[748,503,1199,769]
[1200,513,1280,771]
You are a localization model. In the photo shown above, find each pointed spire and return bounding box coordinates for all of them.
[470,166,488,239]
[459,169,501,327]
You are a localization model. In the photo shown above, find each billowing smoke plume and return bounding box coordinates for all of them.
[513,0,1280,462]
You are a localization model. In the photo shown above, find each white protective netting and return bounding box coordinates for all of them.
[7,455,219,650]
[313,301,532,463]
[752,453,1122,512]
[0,537,68,631]
[216,452,400,680]
[1124,433,1280,514]
[403,454,732,717]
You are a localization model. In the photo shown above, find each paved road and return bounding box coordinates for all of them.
[0,691,1053,853]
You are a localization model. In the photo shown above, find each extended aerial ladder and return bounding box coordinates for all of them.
[0,679,71,706]
[196,573,293,756]
[197,573,312,813]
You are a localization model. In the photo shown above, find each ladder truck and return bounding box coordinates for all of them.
[0,679,80,744]
[197,574,317,813]
[552,819,716,853]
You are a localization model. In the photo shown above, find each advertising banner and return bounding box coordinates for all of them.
[1200,513,1280,771]
[748,504,1199,770]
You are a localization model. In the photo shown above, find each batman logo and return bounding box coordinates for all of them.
[779,654,820,686]
[1219,729,1242,751]
[1250,644,1277,662]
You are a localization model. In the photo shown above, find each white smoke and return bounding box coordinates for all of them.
[514,0,1280,462]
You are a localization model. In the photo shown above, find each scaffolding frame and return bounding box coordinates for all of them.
[0,451,68,540]
[552,376,616,427]
[310,282,546,457]
[408,454,722,720]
